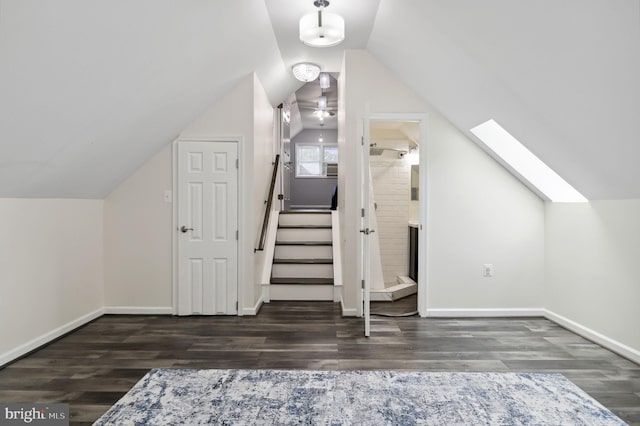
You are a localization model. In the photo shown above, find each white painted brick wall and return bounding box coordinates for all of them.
[371,156,410,284]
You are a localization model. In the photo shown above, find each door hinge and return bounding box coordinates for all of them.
[361,208,365,218]
[361,136,364,146]
[236,301,238,311]
[361,279,365,289]
[236,230,238,240]
[235,158,239,169]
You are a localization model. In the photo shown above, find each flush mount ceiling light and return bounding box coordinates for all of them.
[299,0,345,48]
[292,62,321,82]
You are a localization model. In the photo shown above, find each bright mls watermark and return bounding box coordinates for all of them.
[0,404,68,425]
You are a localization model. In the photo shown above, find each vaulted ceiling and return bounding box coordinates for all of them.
[1,0,638,199]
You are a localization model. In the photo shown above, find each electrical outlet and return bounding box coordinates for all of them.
[163,190,173,203]
[483,264,493,277]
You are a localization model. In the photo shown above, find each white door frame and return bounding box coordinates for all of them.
[172,136,246,316]
[362,119,372,336]
[356,113,429,320]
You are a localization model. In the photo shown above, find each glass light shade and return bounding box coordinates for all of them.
[318,95,327,110]
[292,62,321,82]
[319,72,330,89]
[299,10,345,47]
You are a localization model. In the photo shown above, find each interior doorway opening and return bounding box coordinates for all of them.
[359,114,428,336]
[280,74,339,212]
[264,73,341,304]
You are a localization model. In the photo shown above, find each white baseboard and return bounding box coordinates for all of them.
[427,308,545,318]
[242,296,263,316]
[340,299,358,317]
[0,308,104,367]
[544,309,640,365]
[103,306,173,315]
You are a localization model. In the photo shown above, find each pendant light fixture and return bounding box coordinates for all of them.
[299,0,345,48]
[317,95,327,111]
[319,72,330,89]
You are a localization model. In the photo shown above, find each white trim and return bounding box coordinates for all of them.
[172,137,245,317]
[242,296,263,316]
[237,136,247,316]
[103,306,173,315]
[260,211,280,284]
[331,211,342,303]
[427,308,545,317]
[341,299,358,317]
[172,139,179,315]
[0,308,104,367]
[545,310,640,365]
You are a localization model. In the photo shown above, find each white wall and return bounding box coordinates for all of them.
[545,200,640,360]
[252,74,276,309]
[0,199,104,365]
[340,50,545,313]
[103,73,273,314]
[103,145,173,311]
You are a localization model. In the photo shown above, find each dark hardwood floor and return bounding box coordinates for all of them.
[371,293,418,316]
[1,301,639,425]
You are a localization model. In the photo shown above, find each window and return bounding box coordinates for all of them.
[470,119,587,202]
[296,144,338,177]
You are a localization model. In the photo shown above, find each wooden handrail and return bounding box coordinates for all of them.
[256,154,280,251]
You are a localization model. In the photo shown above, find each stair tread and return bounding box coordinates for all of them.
[278,225,332,229]
[273,258,333,264]
[275,241,332,246]
[270,277,334,285]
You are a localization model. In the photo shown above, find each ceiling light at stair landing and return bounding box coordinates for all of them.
[292,62,321,82]
[319,72,331,89]
[299,0,345,48]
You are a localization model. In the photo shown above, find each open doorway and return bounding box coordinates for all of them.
[359,114,428,336]
[368,121,420,316]
[267,74,341,303]
[282,75,338,212]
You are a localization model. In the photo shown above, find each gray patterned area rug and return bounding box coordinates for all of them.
[94,369,625,425]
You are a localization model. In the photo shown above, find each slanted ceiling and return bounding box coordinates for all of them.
[0,0,298,197]
[1,0,638,199]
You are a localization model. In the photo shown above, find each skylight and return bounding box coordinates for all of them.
[470,119,588,203]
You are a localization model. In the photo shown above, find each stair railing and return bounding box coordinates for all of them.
[256,154,280,251]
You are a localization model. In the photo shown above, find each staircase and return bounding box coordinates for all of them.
[270,211,335,301]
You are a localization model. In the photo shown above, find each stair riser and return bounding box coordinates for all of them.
[276,228,332,242]
[275,245,333,259]
[271,264,333,278]
[269,284,334,301]
[279,213,331,227]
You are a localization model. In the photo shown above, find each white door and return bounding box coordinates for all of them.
[177,141,238,315]
[361,119,372,336]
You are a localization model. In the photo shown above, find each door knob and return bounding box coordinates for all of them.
[180,225,194,233]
